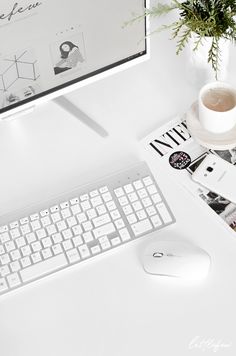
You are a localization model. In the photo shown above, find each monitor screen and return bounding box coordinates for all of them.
[0,0,146,116]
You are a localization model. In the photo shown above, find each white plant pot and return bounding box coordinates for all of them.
[187,33,230,87]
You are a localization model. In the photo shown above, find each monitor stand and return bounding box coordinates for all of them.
[54,96,108,138]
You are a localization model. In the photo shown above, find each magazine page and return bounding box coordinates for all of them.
[140,116,236,234]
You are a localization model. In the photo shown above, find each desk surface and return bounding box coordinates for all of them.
[0,31,236,356]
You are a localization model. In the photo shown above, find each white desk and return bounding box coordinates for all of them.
[0,32,236,356]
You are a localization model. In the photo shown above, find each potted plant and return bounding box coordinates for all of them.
[125,1,236,79]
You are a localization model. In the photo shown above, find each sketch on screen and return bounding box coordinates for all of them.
[51,34,86,75]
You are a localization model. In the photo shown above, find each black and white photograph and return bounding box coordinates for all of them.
[187,152,208,173]
[51,33,86,75]
[211,148,236,165]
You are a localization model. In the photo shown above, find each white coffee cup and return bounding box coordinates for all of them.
[198,81,236,133]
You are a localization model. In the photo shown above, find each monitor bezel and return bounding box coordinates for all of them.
[0,0,149,120]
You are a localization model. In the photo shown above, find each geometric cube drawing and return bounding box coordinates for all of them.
[0,49,40,92]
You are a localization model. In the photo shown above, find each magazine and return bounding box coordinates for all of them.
[140,116,236,234]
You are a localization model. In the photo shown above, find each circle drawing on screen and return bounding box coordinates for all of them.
[53,40,85,75]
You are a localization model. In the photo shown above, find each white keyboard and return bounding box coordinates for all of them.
[0,162,175,296]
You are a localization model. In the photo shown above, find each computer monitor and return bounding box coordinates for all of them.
[0,0,148,122]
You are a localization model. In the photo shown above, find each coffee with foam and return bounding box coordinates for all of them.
[202,88,236,112]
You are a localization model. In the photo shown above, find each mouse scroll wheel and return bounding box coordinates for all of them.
[153,252,164,258]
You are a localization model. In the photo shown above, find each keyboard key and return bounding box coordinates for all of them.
[20,254,68,282]
[83,232,93,243]
[5,241,15,253]
[60,202,69,209]
[127,214,137,224]
[72,236,83,247]
[62,240,73,251]
[114,187,124,197]
[91,196,102,207]
[91,245,101,255]
[133,180,143,190]
[97,204,107,215]
[99,186,108,194]
[132,201,142,212]
[52,233,63,244]
[46,225,57,235]
[57,221,67,232]
[93,214,111,228]
[10,249,21,261]
[0,278,8,293]
[123,204,133,215]
[31,252,42,264]
[90,190,99,198]
[137,210,147,220]
[78,245,90,259]
[10,261,21,273]
[62,229,73,240]
[71,204,81,215]
[76,213,87,224]
[16,237,26,248]
[124,184,134,193]
[66,216,77,228]
[61,208,71,219]
[21,245,31,257]
[137,189,148,199]
[131,219,152,236]
[20,224,31,235]
[87,209,97,219]
[143,176,153,186]
[0,254,10,265]
[115,219,125,229]
[147,185,158,195]
[42,237,53,248]
[42,248,53,259]
[110,210,120,220]
[31,220,41,231]
[26,232,37,244]
[52,244,63,256]
[142,197,152,208]
[106,201,116,211]
[118,196,129,206]
[119,228,131,242]
[101,241,111,250]
[128,192,138,203]
[111,237,121,246]
[70,198,79,205]
[0,245,4,255]
[41,217,51,227]
[72,225,83,236]
[0,232,10,243]
[93,223,115,239]
[81,201,91,211]
[67,248,80,263]
[82,221,93,232]
[151,215,162,228]
[7,273,21,288]
[21,257,31,268]
[10,228,20,239]
[0,265,10,277]
[146,206,156,217]
[156,203,173,223]
[152,194,162,204]
[36,229,47,239]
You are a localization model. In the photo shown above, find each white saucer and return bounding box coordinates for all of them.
[186,101,236,150]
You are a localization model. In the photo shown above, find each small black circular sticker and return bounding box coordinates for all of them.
[169,151,191,170]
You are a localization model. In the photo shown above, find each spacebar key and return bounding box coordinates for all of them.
[20,254,68,283]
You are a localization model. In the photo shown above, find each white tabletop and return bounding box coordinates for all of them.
[1,30,236,356]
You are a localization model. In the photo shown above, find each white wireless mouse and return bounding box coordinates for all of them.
[142,240,211,280]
